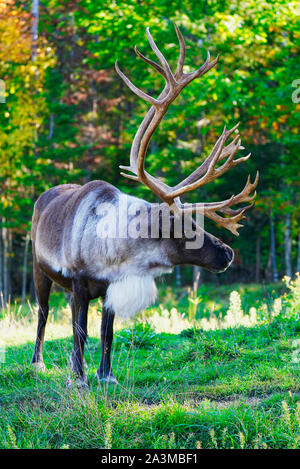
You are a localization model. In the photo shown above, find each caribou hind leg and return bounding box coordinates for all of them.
[31,261,52,370]
[96,306,117,384]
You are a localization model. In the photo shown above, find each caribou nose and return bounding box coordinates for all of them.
[225,246,234,266]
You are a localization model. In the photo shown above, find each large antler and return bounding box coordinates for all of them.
[116,23,259,236]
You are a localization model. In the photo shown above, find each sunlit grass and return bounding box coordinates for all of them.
[0,276,299,449]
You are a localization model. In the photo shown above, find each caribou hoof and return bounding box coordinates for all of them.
[67,376,89,390]
[96,372,118,385]
[31,362,46,372]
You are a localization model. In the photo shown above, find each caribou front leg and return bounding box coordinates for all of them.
[68,278,89,388]
[96,306,117,384]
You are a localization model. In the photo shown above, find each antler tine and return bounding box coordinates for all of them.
[226,121,240,136]
[181,171,259,235]
[219,138,244,160]
[172,126,241,196]
[186,51,220,83]
[221,202,255,217]
[210,209,248,236]
[145,27,176,87]
[227,171,259,206]
[184,202,253,236]
[183,201,251,236]
[120,171,139,182]
[134,46,166,78]
[185,170,258,215]
[174,23,186,78]
[174,124,241,191]
[115,60,159,106]
[213,135,242,173]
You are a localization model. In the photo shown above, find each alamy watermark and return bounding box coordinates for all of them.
[0,79,5,103]
[95,196,205,249]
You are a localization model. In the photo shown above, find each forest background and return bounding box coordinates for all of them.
[0,0,299,303]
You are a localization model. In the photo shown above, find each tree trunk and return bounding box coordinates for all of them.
[255,233,261,283]
[297,227,300,273]
[270,211,278,282]
[31,0,39,62]
[0,219,2,296]
[21,232,30,305]
[175,265,181,288]
[48,113,54,140]
[266,246,273,283]
[2,225,9,304]
[284,212,292,277]
[31,0,40,153]
[7,228,12,298]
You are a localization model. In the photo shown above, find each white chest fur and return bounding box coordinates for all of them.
[104,274,157,318]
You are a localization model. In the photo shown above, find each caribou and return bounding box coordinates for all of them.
[30,24,258,387]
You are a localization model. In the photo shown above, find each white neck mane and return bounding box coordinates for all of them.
[104,274,158,318]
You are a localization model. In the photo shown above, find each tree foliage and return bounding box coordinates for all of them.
[0,0,299,297]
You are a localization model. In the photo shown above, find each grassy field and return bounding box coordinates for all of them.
[0,276,299,449]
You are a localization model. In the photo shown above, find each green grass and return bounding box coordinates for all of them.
[0,279,299,449]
